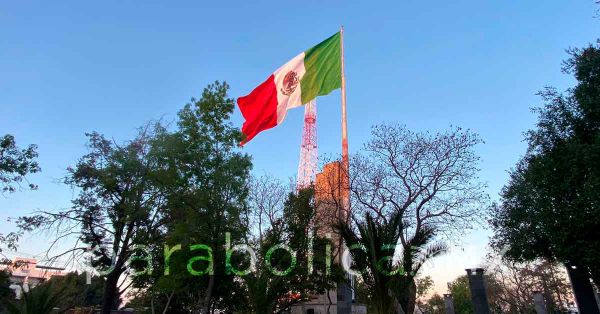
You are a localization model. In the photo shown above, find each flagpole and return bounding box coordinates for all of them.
[340,25,355,303]
[340,26,349,172]
[340,25,351,227]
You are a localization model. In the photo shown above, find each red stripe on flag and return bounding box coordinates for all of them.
[237,74,278,145]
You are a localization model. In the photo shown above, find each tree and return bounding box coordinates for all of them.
[41,272,105,310]
[0,134,40,194]
[127,81,252,313]
[1,269,14,311]
[416,275,434,301]
[353,278,371,306]
[482,258,573,313]
[442,259,573,314]
[0,134,40,256]
[446,273,511,314]
[422,293,444,314]
[14,81,252,313]
[240,188,338,313]
[447,276,474,314]
[336,211,404,314]
[334,124,486,313]
[490,42,600,288]
[245,173,287,244]
[15,124,170,314]
[336,209,447,314]
[414,276,435,313]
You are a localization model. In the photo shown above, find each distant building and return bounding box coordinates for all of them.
[0,257,66,299]
[291,161,366,314]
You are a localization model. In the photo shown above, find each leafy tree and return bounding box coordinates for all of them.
[15,124,170,314]
[128,81,252,313]
[41,272,105,310]
[422,293,445,314]
[130,187,338,313]
[1,269,14,311]
[15,82,252,313]
[0,135,40,256]
[0,134,40,194]
[490,42,600,288]
[240,188,339,313]
[445,273,510,314]
[447,275,474,314]
[416,275,434,301]
[414,276,435,314]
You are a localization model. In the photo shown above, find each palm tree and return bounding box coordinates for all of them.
[336,211,447,314]
[395,224,448,313]
[4,282,68,314]
[336,211,403,313]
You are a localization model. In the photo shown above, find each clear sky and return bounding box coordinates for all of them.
[1,0,598,294]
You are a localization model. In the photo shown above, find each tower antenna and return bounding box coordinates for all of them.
[297,100,318,189]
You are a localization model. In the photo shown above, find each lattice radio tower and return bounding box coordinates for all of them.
[297,100,318,189]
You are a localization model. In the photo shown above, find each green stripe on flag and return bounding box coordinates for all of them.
[301,32,342,103]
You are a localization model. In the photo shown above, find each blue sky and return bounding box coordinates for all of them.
[1,0,598,292]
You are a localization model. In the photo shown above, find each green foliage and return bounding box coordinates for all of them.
[4,282,68,314]
[490,41,600,286]
[0,134,40,194]
[42,272,105,310]
[16,123,169,313]
[447,275,474,314]
[446,273,512,314]
[240,188,339,313]
[336,211,405,314]
[348,123,486,313]
[353,278,370,305]
[15,81,250,313]
[128,81,252,313]
[0,134,40,255]
[0,270,14,311]
[422,293,445,314]
[1,272,105,313]
[336,210,447,314]
[416,275,434,299]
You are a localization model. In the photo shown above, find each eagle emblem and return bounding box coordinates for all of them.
[281,70,299,96]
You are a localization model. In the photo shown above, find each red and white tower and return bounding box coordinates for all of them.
[297,100,318,189]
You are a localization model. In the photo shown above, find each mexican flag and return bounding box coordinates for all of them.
[238,32,341,144]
